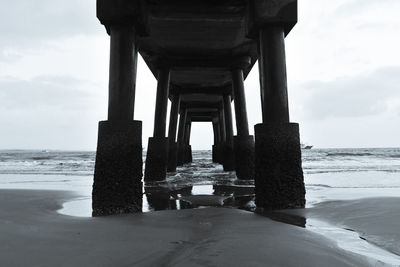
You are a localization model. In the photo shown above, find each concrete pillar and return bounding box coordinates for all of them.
[145,68,171,181]
[177,109,187,165]
[223,94,235,171]
[218,107,226,164]
[232,68,255,180]
[187,122,192,163]
[93,25,142,216]
[212,119,219,163]
[184,120,192,164]
[167,94,181,172]
[255,25,305,210]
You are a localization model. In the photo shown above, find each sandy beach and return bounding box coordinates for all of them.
[1,149,400,266]
[1,189,393,267]
[292,197,400,256]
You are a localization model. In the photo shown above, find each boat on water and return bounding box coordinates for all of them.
[301,143,313,150]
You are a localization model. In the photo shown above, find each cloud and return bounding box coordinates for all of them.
[0,74,107,150]
[0,75,100,110]
[299,66,400,119]
[0,0,102,60]
[335,0,399,17]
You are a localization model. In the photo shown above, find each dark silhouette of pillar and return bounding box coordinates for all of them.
[188,122,192,163]
[255,26,305,210]
[177,109,187,165]
[145,68,170,181]
[167,94,181,172]
[93,25,142,216]
[184,119,192,164]
[218,106,226,164]
[232,68,255,180]
[223,94,235,171]
[212,118,220,163]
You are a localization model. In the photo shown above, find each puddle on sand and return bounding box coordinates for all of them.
[59,183,255,217]
[59,158,254,217]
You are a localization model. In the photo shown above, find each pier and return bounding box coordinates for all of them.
[92,0,305,216]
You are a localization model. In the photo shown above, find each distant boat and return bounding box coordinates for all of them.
[301,143,313,150]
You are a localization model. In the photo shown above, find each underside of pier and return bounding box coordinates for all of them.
[92,0,305,216]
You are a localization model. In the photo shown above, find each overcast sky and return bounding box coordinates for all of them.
[1,0,400,150]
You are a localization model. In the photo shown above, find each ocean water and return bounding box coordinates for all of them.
[1,148,400,193]
[1,147,400,210]
[1,147,400,176]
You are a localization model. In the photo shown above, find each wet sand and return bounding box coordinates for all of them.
[290,197,400,256]
[0,189,375,267]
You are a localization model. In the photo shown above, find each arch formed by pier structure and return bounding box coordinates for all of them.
[92,0,305,216]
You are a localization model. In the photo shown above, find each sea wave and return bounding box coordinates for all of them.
[326,152,374,157]
[1,148,400,176]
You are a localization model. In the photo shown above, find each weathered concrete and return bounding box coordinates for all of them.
[93,22,142,216]
[186,145,193,164]
[144,137,169,182]
[167,95,181,172]
[254,123,305,209]
[258,26,290,123]
[234,135,255,180]
[232,68,254,179]
[223,95,235,171]
[254,21,305,209]
[184,121,192,164]
[153,69,171,138]
[177,109,187,166]
[167,142,178,172]
[145,68,170,181]
[212,144,217,163]
[92,121,142,216]
[232,69,249,136]
[107,25,137,123]
[212,119,220,163]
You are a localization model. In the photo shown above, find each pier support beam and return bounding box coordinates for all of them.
[255,26,305,209]
[167,94,181,172]
[177,109,187,166]
[223,94,235,171]
[212,118,220,163]
[184,120,192,164]
[218,107,226,165]
[93,25,142,216]
[232,68,255,180]
[145,68,170,181]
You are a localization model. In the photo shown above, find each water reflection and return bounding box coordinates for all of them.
[144,183,255,212]
[143,181,310,229]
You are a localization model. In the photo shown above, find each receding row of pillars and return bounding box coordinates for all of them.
[92,23,305,216]
[141,64,253,181]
